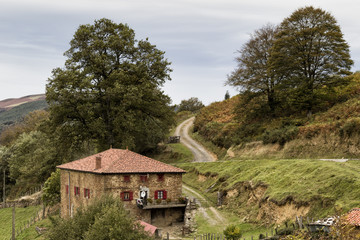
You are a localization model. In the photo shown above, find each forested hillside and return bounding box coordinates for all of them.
[0,96,47,133]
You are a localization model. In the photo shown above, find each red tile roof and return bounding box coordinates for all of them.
[57,148,186,174]
[347,208,360,226]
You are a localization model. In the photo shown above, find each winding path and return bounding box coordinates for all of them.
[175,117,216,162]
[175,117,225,226]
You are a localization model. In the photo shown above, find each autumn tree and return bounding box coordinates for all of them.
[227,24,280,114]
[269,6,353,116]
[46,18,174,153]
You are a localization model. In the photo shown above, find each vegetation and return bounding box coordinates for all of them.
[151,143,193,164]
[0,205,42,239]
[194,73,360,159]
[46,18,174,153]
[227,24,279,113]
[223,224,242,240]
[42,169,60,206]
[178,159,360,221]
[270,6,353,116]
[47,195,153,240]
[176,97,204,113]
[0,100,47,133]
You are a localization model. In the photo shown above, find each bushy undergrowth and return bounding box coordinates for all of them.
[47,196,152,240]
[193,73,360,159]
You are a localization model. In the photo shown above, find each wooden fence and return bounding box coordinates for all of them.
[161,215,309,240]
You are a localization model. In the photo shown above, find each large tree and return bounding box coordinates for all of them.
[227,24,280,114]
[269,6,353,116]
[46,18,175,153]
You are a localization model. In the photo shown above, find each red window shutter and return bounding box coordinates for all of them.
[163,190,167,200]
[66,185,69,194]
[154,190,158,199]
[120,192,124,200]
[88,189,90,199]
[129,192,133,201]
[74,187,76,195]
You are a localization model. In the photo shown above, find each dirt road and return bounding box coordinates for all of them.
[175,117,216,162]
[183,185,225,225]
[175,117,224,226]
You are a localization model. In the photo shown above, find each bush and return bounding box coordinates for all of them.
[339,118,360,138]
[223,224,242,240]
[262,126,299,146]
[47,195,152,240]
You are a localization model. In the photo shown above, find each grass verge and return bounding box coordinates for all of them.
[0,205,42,240]
[190,130,227,160]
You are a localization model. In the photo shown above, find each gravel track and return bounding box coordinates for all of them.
[175,117,216,162]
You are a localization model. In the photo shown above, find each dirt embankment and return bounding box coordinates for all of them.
[223,181,310,225]
[194,171,311,225]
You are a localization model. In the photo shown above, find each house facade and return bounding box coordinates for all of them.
[57,148,186,226]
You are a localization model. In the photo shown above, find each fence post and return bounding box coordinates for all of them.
[167,232,169,240]
[11,204,15,240]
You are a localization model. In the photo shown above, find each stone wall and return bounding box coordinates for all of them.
[60,170,105,218]
[60,169,184,224]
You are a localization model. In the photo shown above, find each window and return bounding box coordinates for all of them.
[74,186,80,196]
[157,174,164,181]
[84,188,90,199]
[124,175,130,182]
[121,191,133,201]
[65,185,69,194]
[154,190,167,200]
[140,175,148,182]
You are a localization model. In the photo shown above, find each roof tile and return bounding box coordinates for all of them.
[57,148,186,174]
[347,208,360,226]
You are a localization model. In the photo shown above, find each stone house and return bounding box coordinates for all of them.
[57,148,187,226]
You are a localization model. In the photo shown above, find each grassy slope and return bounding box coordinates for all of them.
[0,205,42,240]
[178,159,360,217]
[16,217,54,240]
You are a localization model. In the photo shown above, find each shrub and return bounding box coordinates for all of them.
[47,195,152,240]
[223,224,242,240]
[262,126,298,146]
[339,118,360,138]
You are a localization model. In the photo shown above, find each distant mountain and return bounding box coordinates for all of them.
[0,94,48,133]
[0,94,46,110]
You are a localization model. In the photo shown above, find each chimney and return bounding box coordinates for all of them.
[95,156,101,169]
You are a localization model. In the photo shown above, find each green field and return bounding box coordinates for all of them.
[178,159,360,218]
[0,205,42,240]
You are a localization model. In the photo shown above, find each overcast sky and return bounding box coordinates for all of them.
[0,0,359,105]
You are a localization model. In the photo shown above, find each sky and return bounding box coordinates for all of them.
[0,0,359,105]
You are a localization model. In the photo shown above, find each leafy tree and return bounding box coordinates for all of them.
[6,131,58,194]
[227,24,280,114]
[48,195,152,240]
[223,224,242,240]
[0,110,49,146]
[269,6,353,116]
[46,18,174,153]
[42,169,60,206]
[177,97,204,113]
